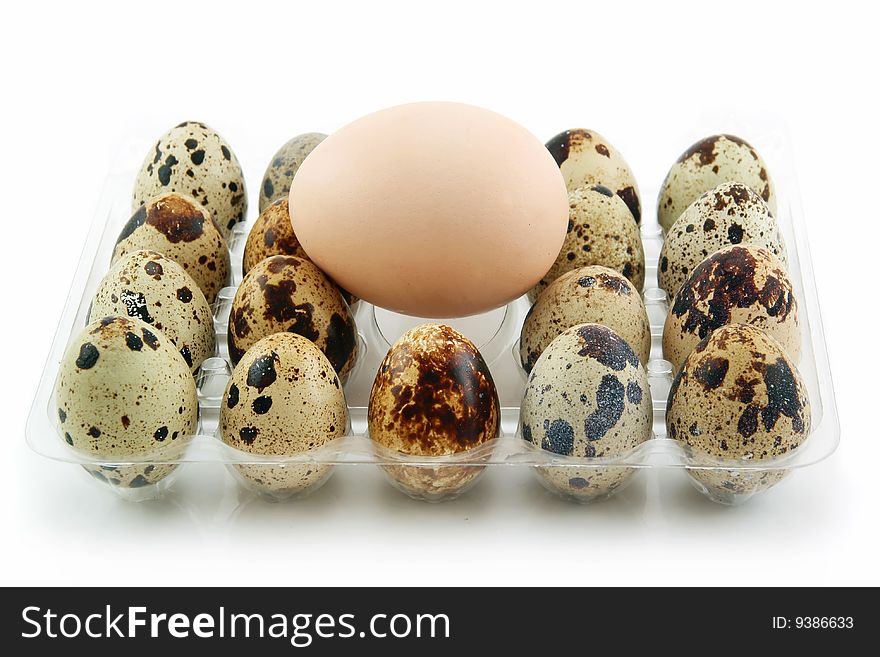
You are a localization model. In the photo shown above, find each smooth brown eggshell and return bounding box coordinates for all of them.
[663,245,800,370]
[289,102,569,318]
[368,323,500,499]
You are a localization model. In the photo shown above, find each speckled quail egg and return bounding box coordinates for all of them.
[520,323,652,502]
[259,132,327,212]
[666,324,811,503]
[56,316,198,489]
[113,192,231,304]
[528,186,645,302]
[368,323,500,501]
[227,255,359,379]
[521,266,650,373]
[220,332,347,498]
[546,128,641,223]
[89,250,215,373]
[132,121,247,238]
[658,181,786,299]
[242,198,358,306]
[658,134,776,233]
[664,245,800,370]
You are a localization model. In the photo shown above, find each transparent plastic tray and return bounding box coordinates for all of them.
[25,120,839,505]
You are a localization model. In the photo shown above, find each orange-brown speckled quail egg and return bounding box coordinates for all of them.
[259,132,327,212]
[666,324,811,503]
[55,316,198,489]
[658,134,776,234]
[520,266,650,373]
[546,128,641,224]
[658,181,786,299]
[132,121,247,238]
[520,323,652,502]
[113,192,231,305]
[220,332,348,498]
[368,323,500,500]
[528,186,644,303]
[663,245,800,370]
[227,255,359,378]
[89,250,215,373]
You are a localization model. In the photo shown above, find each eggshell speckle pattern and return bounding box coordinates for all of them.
[546,129,641,224]
[227,255,359,379]
[113,193,231,305]
[242,199,358,306]
[658,182,786,299]
[521,266,650,373]
[56,316,198,488]
[520,323,652,501]
[260,132,327,212]
[132,121,247,238]
[664,245,800,370]
[529,186,645,303]
[658,134,776,233]
[368,324,500,500]
[220,333,347,497]
[666,324,811,502]
[89,250,215,372]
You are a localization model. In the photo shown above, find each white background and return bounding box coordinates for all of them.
[1,0,877,586]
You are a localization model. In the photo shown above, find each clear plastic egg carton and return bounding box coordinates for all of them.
[26,117,840,507]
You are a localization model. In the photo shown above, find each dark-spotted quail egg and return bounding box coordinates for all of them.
[220,332,347,498]
[546,128,641,223]
[666,324,811,503]
[520,266,650,373]
[528,185,644,302]
[658,134,776,233]
[132,121,247,238]
[658,181,786,299]
[520,323,652,502]
[227,255,358,378]
[259,132,326,212]
[664,245,800,370]
[56,316,198,489]
[368,323,500,500]
[113,192,231,304]
[242,198,358,306]
[90,250,215,373]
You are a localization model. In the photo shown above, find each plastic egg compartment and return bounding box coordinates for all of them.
[26,123,839,508]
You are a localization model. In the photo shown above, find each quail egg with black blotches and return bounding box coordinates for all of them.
[132,121,247,238]
[113,192,231,304]
[220,332,348,498]
[546,128,641,224]
[260,132,327,212]
[56,316,198,490]
[658,134,776,234]
[520,323,652,502]
[658,181,786,299]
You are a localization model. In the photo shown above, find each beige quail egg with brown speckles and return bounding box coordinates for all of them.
[658,181,786,299]
[546,129,641,223]
[529,186,644,302]
[133,121,247,238]
[220,332,347,498]
[521,266,650,373]
[666,324,811,503]
[260,132,327,212]
[368,324,500,501]
[56,316,198,490]
[520,323,652,502]
[89,250,215,373]
[227,255,359,378]
[242,199,358,306]
[658,134,776,233]
[664,245,800,370]
[113,192,231,304]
